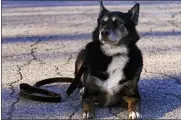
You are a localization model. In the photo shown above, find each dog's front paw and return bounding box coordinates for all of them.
[82,111,95,119]
[128,111,141,119]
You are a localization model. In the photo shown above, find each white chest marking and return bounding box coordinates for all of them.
[101,44,129,95]
[104,55,129,95]
[101,44,128,56]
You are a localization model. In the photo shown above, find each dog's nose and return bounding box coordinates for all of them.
[101,30,110,36]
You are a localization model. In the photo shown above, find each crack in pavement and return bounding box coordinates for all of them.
[54,65,63,76]
[6,38,74,119]
[171,11,181,18]
[9,65,22,97]
[28,37,45,64]
[7,97,21,120]
[45,42,66,52]
[30,38,42,47]
[2,38,43,64]
[6,38,45,119]
[60,54,73,67]
[21,39,45,67]
[45,47,61,52]
[30,47,45,64]
[67,54,73,64]
[6,65,22,120]
[54,54,73,76]
[2,53,31,59]
[167,20,181,29]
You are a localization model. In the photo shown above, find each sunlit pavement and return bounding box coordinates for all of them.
[2,1,181,119]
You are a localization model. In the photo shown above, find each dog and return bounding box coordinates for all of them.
[75,1,143,119]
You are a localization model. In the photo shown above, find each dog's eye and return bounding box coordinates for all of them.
[100,20,106,25]
[115,20,123,26]
[100,20,104,24]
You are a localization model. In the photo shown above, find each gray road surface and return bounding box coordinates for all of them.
[2,1,181,119]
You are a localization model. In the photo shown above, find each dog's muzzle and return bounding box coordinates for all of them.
[99,29,110,43]
[99,29,121,44]
[101,29,110,37]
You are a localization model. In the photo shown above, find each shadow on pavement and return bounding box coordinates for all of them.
[2,31,181,44]
[2,1,178,8]
[2,33,91,44]
[139,77,181,119]
[2,75,181,119]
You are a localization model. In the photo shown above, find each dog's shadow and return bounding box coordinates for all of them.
[138,76,181,119]
[97,75,181,119]
[2,75,181,119]
[70,74,181,119]
[73,75,181,119]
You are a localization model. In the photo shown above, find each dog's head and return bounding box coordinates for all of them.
[93,1,140,46]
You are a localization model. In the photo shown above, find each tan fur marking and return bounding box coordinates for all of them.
[123,97,138,112]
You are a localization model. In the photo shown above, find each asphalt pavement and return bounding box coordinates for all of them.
[2,1,181,119]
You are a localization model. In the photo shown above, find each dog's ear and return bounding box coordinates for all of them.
[128,3,140,26]
[100,1,107,14]
[98,1,108,20]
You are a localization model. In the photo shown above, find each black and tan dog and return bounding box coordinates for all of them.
[75,1,143,119]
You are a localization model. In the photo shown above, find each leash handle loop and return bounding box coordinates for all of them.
[19,61,85,103]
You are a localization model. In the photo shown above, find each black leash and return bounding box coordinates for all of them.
[19,61,85,103]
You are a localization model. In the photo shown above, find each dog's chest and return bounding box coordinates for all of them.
[103,55,129,94]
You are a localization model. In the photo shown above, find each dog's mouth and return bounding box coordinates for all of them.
[99,35,120,45]
[99,29,123,45]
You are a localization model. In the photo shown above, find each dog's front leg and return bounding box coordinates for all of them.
[81,89,95,119]
[123,96,141,119]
